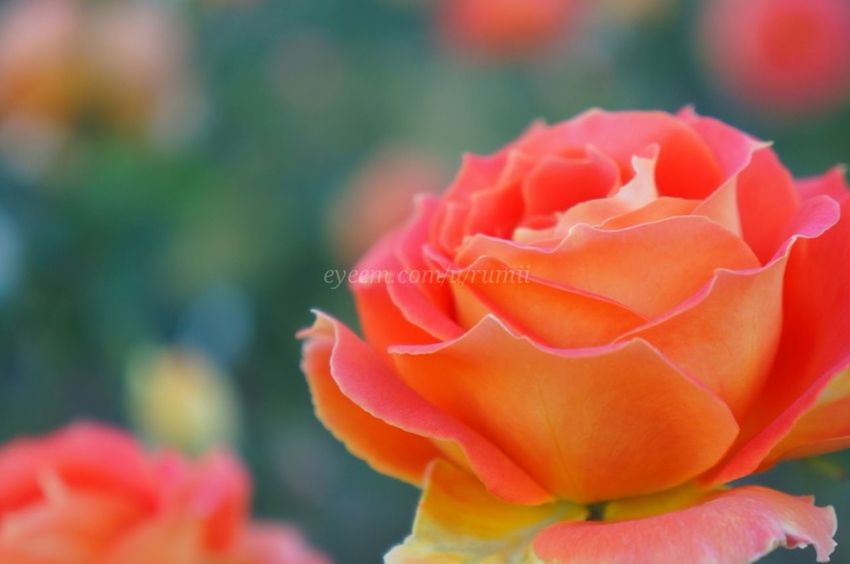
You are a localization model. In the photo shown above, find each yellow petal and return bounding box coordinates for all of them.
[602,482,715,522]
[385,461,586,563]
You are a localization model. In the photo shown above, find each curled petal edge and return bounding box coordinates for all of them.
[533,487,836,563]
[298,312,553,505]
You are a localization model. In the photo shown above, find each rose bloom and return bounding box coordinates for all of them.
[0,423,328,564]
[300,108,850,562]
[327,149,445,265]
[435,0,580,60]
[701,0,850,116]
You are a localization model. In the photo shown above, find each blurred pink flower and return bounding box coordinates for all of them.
[701,0,850,117]
[0,423,329,564]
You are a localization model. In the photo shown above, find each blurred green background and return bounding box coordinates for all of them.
[0,0,848,562]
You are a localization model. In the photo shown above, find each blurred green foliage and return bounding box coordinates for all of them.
[0,1,849,562]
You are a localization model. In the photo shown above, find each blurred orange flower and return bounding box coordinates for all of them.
[0,423,329,564]
[0,0,82,127]
[700,0,850,117]
[0,0,201,161]
[300,108,850,561]
[86,0,200,139]
[435,0,581,60]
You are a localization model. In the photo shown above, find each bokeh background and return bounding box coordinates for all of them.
[0,0,848,562]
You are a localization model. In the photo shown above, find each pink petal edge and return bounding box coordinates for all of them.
[533,486,837,563]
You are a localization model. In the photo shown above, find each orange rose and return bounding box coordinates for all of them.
[300,109,850,562]
[0,423,329,564]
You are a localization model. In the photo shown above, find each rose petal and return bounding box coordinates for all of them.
[0,488,145,564]
[599,166,741,233]
[435,201,470,255]
[298,312,552,504]
[765,367,850,464]
[708,198,848,484]
[390,316,739,503]
[381,197,465,343]
[156,451,249,553]
[457,215,759,318]
[352,232,441,356]
[299,332,439,486]
[618,259,785,418]
[537,152,659,240]
[352,198,465,355]
[679,107,801,262]
[463,151,535,240]
[385,460,585,564]
[514,109,725,199]
[692,175,743,236]
[0,423,156,515]
[433,153,509,252]
[450,255,646,348]
[102,515,206,564]
[394,195,457,312]
[597,197,699,230]
[441,152,510,203]
[520,149,619,218]
[533,486,836,563]
[798,166,850,205]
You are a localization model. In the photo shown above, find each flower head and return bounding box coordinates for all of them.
[301,108,850,562]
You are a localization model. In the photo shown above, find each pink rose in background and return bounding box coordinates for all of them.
[0,423,329,564]
[701,0,850,117]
